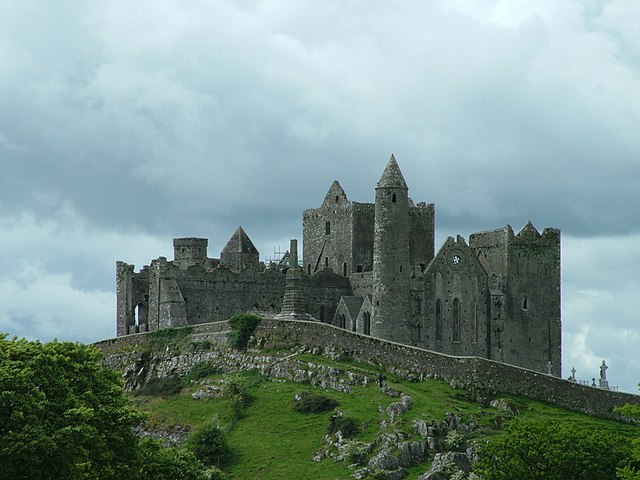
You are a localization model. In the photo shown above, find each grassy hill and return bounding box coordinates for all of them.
[128,350,639,480]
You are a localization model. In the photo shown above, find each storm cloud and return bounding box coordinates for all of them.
[1,1,639,390]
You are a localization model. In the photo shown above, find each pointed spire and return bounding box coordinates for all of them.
[221,226,259,255]
[322,180,348,206]
[376,154,408,189]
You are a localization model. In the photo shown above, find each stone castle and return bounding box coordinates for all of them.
[117,155,561,376]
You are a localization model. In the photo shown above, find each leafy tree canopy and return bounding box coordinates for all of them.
[0,334,143,480]
[475,418,631,480]
[0,334,218,480]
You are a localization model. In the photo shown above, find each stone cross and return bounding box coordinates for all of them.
[599,360,610,389]
[600,360,608,382]
[570,367,576,381]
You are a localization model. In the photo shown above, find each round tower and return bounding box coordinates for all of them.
[371,155,412,342]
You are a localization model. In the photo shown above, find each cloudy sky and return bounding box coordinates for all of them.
[1,0,639,391]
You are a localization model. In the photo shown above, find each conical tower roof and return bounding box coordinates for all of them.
[376,154,408,189]
[221,226,259,255]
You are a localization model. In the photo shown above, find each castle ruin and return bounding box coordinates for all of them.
[116,155,561,376]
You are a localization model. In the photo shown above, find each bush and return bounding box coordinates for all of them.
[475,418,631,480]
[293,391,339,413]
[134,376,185,397]
[227,314,261,350]
[327,413,358,437]
[444,430,466,451]
[187,419,229,468]
[222,374,249,419]
[138,438,219,480]
[186,362,220,382]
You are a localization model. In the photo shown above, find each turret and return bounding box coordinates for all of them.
[371,155,412,342]
[173,238,208,269]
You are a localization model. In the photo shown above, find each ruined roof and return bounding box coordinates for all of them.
[376,154,408,189]
[322,180,349,206]
[516,220,541,238]
[221,226,259,255]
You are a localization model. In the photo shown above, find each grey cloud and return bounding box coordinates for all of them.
[2,1,640,390]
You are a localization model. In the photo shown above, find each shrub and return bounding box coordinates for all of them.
[222,374,249,419]
[327,413,358,437]
[187,419,229,467]
[444,430,466,451]
[293,391,339,413]
[134,377,184,397]
[138,438,217,480]
[343,440,368,465]
[226,314,261,350]
[186,362,220,382]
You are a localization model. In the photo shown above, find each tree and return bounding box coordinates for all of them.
[187,418,230,468]
[474,418,631,480]
[0,334,144,480]
[614,404,640,479]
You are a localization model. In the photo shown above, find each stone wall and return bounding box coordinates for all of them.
[97,318,639,420]
[252,319,638,420]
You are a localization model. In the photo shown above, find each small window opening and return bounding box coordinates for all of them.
[325,257,328,268]
[522,295,528,310]
[356,265,363,273]
[420,263,426,272]
[325,221,331,235]
[307,264,311,275]
[364,312,371,335]
[399,265,403,272]
[392,193,397,203]
[343,262,347,276]
[335,195,339,203]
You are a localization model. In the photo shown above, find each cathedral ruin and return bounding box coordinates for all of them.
[116,155,561,375]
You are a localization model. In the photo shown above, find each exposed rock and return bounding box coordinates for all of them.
[413,419,430,437]
[384,467,409,480]
[489,398,519,416]
[191,384,224,400]
[418,452,471,480]
[397,440,429,467]
[368,450,398,471]
[381,384,401,397]
[134,424,190,448]
[386,394,412,420]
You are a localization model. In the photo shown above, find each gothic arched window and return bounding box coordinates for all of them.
[435,299,442,341]
[453,298,461,343]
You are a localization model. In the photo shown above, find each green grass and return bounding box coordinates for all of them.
[132,355,640,480]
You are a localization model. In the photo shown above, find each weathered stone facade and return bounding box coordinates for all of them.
[116,155,561,376]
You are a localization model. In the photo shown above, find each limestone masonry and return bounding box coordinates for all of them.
[117,155,561,376]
